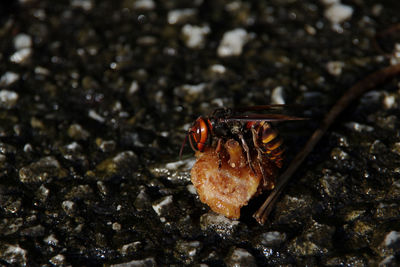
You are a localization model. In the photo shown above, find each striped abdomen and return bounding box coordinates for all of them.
[247,121,284,168]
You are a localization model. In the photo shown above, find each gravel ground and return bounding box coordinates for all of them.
[0,0,399,266]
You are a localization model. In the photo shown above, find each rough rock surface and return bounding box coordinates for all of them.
[0,0,399,265]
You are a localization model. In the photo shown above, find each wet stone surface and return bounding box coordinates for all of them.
[0,0,400,266]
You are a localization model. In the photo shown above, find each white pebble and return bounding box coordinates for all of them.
[271,86,285,104]
[345,122,374,132]
[112,222,122,231]
[383,93,396,109]
[179,83,206,95]
[44,234,59,246]
[37,184,50,202]
[10,48,32,64]
[128,80,139,95]
[217,28,250,57]
[0,90,18,109]
[167,9,196,25]
[34,66,50,76]
[187,184,197,195]
[88,109,105,123]
[62,200,75,214]
[133,0,155,10]
[152,195,173,216]
[66,142,80,150]
[14,33,32,50]
[210,64,226,74]
[0,72,19,86]
[326,61,344,76]
[181,24,210,49]
[23,143,33,152]
[324,3,353,24]
[4,245,27,264]
[49,254,66,265]
[260,231,287,246]
[384,231,400,247]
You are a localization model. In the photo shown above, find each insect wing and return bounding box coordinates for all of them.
[225,113,308,122]
[234,105,288,113]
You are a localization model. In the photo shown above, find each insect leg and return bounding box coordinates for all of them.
[238,133,255,174]
[215,138,223,169]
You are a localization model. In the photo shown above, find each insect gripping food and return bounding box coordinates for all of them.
[181,106,304,219]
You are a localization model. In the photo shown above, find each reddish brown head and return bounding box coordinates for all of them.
[180,117,212,157]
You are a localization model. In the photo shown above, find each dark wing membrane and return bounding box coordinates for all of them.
[233,105,289,113]
[225,113,308,122]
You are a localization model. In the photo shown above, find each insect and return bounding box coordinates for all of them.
[180,105,305,186]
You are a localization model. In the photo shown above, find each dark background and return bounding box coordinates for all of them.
[0,0,399,266]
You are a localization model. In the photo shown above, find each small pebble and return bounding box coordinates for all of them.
[182,24,210,49]
[36,185,50,202]
[152,195,173,217]
[210,64,226,74]
[259,231,287,247]
[10,48,32,64]
[96,139,116,153]
[217,28,250,57]
[88,109,105,123]
[49,254,66,266]
[97,181,108,195]
[178,83,206,95]
[34,66,50,76]
[384,231,400,247]
[112,222,121,231]
[187,184,197,195]
[0,244,27,266]
[324,3,353,25]
[271,86,285,104]
[120,241,142,256]
[382,93,397,109]
[133,0,155,11]
[168,9,196,25]
[44,234,59,246]
[200,212,240,238]
[128,80,139,95]
[0,90,18,109]
[13,33,32,50]
[326,61,344,76]
[0,72,19,87]
[62,200,76,215]
[345,122,374,132]
[225,247,257,267]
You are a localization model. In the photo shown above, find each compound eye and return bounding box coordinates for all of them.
[190,117,208,151]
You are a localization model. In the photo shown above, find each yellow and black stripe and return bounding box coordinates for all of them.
[252,122,284,168]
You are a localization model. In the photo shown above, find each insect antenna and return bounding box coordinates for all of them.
[179,131,197,159]
[179,132,189,159]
